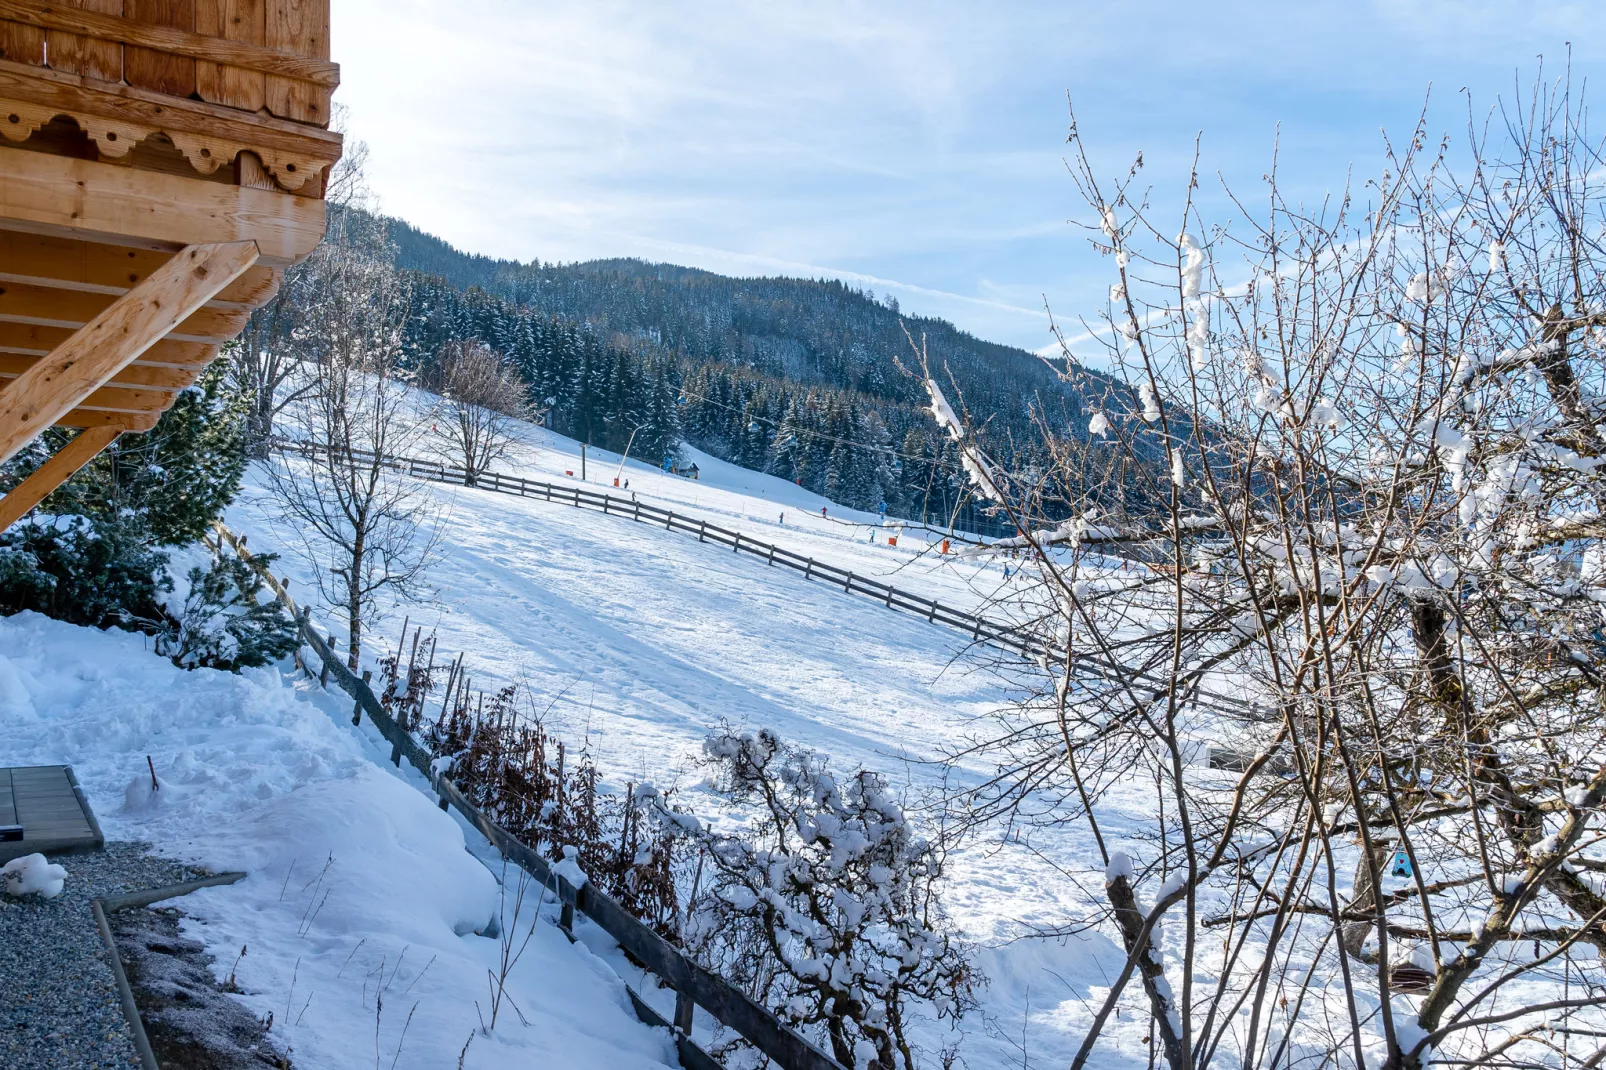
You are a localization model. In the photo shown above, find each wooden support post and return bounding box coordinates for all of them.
[0,242,260,466]
[674,989,695,1035]
[0,425,120,534]
[319,633,332,687]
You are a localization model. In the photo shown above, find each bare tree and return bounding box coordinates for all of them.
[228,114,373,454]
[937,70,1606,1070]
[266,208,435,670]
[427,340,533,485]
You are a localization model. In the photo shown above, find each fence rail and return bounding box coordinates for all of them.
[269,438,1258,722]
[213,520,848,1070]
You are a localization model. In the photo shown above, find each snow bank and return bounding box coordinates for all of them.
[2,611,676,1069]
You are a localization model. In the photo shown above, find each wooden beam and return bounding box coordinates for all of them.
[56,408,157,429]
[0,0,340,85]
[0,376,177,412]
[0,230,282,309]
[0,423,117,532]
[0,239,257,464]
[0,278,251,340]
[0,351,198,389]
[0,149,326,267]
[0,322,216,367]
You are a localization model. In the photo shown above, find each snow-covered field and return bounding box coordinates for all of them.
[225,418,1167,1068]
[7,411,1168,1069]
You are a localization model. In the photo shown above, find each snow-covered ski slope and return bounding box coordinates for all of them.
[230,418,1168,1069]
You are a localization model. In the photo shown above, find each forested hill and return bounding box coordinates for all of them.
[379,214,1133,534]
[388,219,1065,406]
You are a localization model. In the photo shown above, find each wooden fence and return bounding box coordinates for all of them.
[270,438,1258,723]
[213,520,848,1070]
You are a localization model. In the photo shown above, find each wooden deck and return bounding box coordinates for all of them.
[0,764,103,864]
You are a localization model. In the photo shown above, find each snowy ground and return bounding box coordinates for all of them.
[3,612,682,1070]
[225,415,1184,1069]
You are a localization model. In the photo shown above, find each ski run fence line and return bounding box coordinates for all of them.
[267,437,1259,724]
[212,520,847,1070]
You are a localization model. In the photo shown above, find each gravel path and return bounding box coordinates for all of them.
[0,842,206,1070]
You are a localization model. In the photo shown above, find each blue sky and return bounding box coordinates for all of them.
[333,1,1599,355]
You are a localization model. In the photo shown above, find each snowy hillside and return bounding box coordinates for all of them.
[227,415,1180,1069]
[4,612,681,1069]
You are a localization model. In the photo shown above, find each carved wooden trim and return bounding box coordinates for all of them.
[1,93,328,187]
[0,1,339,87]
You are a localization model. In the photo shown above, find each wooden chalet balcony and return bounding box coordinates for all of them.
[0,0,340,531]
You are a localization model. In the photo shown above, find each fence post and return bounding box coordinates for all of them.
[698,521,707,542]
[732,532,741,553]
[767,545,776,566]
[353,669,370,725]
[674,990,695,1035]
[804,559,814,580]
[320,635,334,688]
[843,572,853,593]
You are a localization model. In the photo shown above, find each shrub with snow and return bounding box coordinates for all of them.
[651,728,975,1070]
[153,547,298,672]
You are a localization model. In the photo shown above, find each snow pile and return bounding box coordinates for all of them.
[1,852,67,899]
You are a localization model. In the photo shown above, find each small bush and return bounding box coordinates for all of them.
[154,549,299,671]
[650,729,977,1070]
[0,515,169,629]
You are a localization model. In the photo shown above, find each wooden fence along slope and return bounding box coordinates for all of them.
[212,521,845,1070]
[270,438,1258,723]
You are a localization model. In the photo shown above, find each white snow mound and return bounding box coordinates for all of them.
[2,852,67,899]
